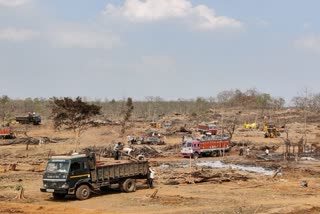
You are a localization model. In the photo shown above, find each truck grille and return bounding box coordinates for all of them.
[44,181,65,188]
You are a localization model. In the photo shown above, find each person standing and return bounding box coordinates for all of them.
[147,168,155,188]
[246,147,251,157]
[239,147,244,156]
[113,142,123,160]
[265,148,269,156]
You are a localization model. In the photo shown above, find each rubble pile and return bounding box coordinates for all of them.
[161,168,251,185]
[0,137,68,146]
[83,145,163,159]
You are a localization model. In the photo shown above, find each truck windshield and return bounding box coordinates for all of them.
[46,161,70,173]
[182,142,192,148]
[208,125,216,129]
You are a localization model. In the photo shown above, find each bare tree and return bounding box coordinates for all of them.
[51,97,101,149]
[120,97,134,137]
[222,115,239,140]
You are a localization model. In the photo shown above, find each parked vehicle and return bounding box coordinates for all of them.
[163,121,172,129]
[144,136,165,145]
[127,136,144,144]
[0,127,15,139]
[128,135,165,145]
[197,123,218,135]
[16,112,41,125]
[181,135,230,158]
[40,152,149,200]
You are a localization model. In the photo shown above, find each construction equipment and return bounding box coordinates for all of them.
[244,122,258,129]
[263,124,280,138]
[150,122,161,129]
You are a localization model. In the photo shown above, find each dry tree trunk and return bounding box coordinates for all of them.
[8,163,17,171]
[14,185,26,200]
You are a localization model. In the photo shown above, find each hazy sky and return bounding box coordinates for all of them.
[0,0,320,101]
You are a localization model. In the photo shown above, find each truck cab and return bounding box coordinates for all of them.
[41,153,93,199]
[197,123,218,135]
[181,139,201,158]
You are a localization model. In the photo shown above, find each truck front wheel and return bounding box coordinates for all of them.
[193,152,199,159]
[122,179,136,193]
[76,185,91,200]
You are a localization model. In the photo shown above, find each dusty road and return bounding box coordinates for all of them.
[1,156,320,214]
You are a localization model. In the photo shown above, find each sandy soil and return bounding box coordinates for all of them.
[1,123,320,214]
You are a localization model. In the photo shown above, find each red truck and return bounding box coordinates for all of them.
[0,127,15,139]
[181,136,230,158]
[197,123,218,135]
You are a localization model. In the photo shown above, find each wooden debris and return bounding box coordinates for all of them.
[254,204,262,214]
[163,169,250,185]
[272,167,282,178]
[85,145,163,159]
[230,184,264,190]
[150,189,158,199]
[8,163,17,171]
[0,137,68,146]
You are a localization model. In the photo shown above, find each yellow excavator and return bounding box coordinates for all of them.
[263,124,281,138]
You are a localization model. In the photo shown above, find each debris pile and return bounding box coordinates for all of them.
[0,137,68,146]
[84,145,163,159]
[162,143,181,152]
[162,169,250,185]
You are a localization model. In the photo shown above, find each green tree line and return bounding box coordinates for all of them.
[3,88,319,125]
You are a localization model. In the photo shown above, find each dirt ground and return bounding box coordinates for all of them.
[1,122,320,214]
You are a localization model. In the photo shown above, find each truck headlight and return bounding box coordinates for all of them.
[61,183,69,188]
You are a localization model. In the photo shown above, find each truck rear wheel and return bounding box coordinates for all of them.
[76,185,91,200]
[122,179,136,193]
[211,151,219,157]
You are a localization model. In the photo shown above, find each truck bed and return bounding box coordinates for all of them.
[0,127,11,135]
[95,160,149,181]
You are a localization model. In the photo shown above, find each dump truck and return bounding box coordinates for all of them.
[0,127,15,139]
[16,113,41,125]
[197,123,218,135]
[40,152,149,200]
[181,135,230,158]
